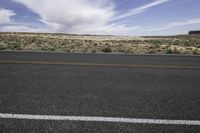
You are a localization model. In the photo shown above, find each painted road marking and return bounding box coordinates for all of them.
[0,60,200,69]
[0,113,200,125]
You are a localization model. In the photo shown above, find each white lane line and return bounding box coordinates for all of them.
[0,113,200,126]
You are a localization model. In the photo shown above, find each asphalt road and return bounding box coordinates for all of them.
[0,51,200,133]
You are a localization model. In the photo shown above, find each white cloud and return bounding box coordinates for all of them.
[11,0,144,35]
[70,23,141,35]
[2,0,198,36]
[0,25,49,32]
[13,0,116,33]
[0,8,16,24]
[147,18,200,31]
[6,0,190,36]
[112,0,171,21]
[171,18,200,27]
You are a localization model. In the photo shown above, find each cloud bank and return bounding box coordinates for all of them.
[147,18,200,31]
[13,0,118,34]
[12,0,170,35]
[0,8,16,24]
[1,0,198,35]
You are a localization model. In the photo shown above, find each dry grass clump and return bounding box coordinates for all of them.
[0,32,200,55]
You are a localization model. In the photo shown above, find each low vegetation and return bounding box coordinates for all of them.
[0,32,200,55]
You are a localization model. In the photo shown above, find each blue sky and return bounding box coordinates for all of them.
[0,0,200,35]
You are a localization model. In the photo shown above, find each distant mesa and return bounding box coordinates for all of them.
[189,31,200,35]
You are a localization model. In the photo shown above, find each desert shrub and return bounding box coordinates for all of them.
[148,46,154,49]
[16,46,23,50]
[119,49,124,53]
[50,47,56,51]
[0,45,6,50]
[105,43,110,46]
[154,44,160,48]
[7,42,21,50]
[70,45,75,49]
[102,47,112,53]
[31,37,37,42]
[91,50,96,53]
[146,39,162,45]
[157,49,162,52]
[14,45,20,49]
[192,50,199,55]
[41,47,49,51]
[65,49,70,52]
[173,40,180,45]
[166,49,173,54]
[183,41,189,46]
[148,50,156,54]
[173,47,180,54]
[186,47,193,50]
[94,42,98,46]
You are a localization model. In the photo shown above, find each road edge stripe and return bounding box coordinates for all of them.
[0,113,200,125]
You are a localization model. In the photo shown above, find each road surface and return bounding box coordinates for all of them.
[0,51,200,133]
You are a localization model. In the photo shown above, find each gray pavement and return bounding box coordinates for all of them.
[0,51,200,132]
